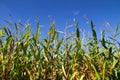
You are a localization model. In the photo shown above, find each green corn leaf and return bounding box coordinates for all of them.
[111,58,118,69]
[0,30,4,37]
[20,24,30,41]
[4,35,13,49]
[90,52,103,60]
[0,30,3,35]
[75,23,81,50]
[43,53,49,62]
[75,38,81,50]
[109,36,120,47]
[91,63,101,80]
[68,44,73,53]
[108,47,112,59]
[114,24,119,37]
[4,27,9,36]
[34,23,40,40]
[7,27,11,36]
[101,31,107,49]
[15,23,19,31]
[55,39,63,54]
[80,74,85,80]
[24,66,33,80]
[91,21,97,45]
[76,23,80,40]
[114,69,119,78]
[101,30,107,49]
[48,21,55,37]
[62,65,67,79]
[70,71,78,80]
[51,29,57,43]
[20,31,29,41]
[102,62,106,80]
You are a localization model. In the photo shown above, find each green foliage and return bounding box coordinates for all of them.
[0,20,120,80]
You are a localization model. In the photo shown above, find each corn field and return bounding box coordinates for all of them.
[0,21,120,80]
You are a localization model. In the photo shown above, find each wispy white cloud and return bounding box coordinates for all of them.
[103,21,111,27]
[73,10,80,16]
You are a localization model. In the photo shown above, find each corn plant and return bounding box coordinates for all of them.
[0,20,120,80]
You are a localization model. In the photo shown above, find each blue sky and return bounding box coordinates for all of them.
[0,0,120,38]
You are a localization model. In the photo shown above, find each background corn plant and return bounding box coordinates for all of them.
[0,21,120,80]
